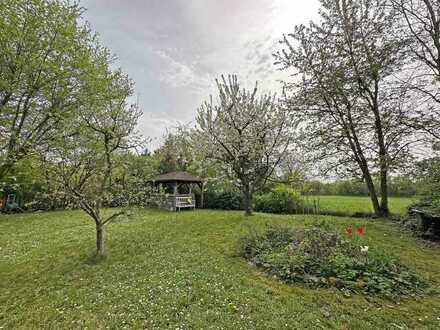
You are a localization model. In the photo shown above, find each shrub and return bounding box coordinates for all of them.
[238,224,426,297]
[201,191,242,210]
[254,185,304,214]
[25,191,74,211]
[403,199,440,240]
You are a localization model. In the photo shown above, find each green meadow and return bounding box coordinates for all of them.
[306,195,416,216]
[1,208,439,329]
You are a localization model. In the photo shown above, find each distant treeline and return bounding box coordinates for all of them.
[302,177,419,197]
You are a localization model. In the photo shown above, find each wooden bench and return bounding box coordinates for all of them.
[175,195,196,211]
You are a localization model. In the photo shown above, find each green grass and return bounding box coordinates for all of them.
[1,209,439,329]
[306,195,416,216]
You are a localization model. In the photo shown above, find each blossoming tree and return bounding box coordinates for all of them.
[196,75,292,215]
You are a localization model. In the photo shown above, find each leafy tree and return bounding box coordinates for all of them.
[0,0,100,178]
[113,152,159,190]
[155,126,194,173]
[388,176,418,197]
[0,155,47,208]
[276,151,309,189]
[412,157,440,198]
[48,66,141,257]
[276,0,416,217]
[393,0,440,77]
[108,150,163,208]
[391,0,440,140]
[196,75,292,215]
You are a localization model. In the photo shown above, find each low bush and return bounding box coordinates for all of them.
[24,191,74,211]
[403,199,440,241]
[201,191,242,210]
[238,224,426,297]
[254,185,304,214]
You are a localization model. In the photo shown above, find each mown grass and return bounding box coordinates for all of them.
[306,195,416,216]
[1,209,439,329]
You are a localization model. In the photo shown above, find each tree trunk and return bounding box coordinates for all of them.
[360,164,381,217]
[200,182,204,209]
[96,224,104,256]
[379,163,389,217]
[243,184,253,216]
[344,109,382,217]
[372,81,390,218]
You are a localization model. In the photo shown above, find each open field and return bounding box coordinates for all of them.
[306,195,416,216]
[1,209,439,329]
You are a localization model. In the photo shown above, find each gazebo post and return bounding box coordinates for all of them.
[200,181,204,209]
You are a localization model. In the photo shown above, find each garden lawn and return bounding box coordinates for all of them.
[307,195,415,216]
[1,209,439,329]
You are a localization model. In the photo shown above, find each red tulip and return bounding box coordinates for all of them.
[356,226,366,235]
[344,227,353,235]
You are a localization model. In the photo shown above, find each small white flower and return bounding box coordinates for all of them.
[360,246,369,253]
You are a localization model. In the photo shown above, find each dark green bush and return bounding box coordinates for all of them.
[254,185,304,214]
[200,191,242,210]
[238,224,426,297]
[403,199,440,240]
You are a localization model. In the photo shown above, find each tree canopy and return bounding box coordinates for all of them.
[196,75,292,215]
[276,0,419,217]
[0,0,106,178]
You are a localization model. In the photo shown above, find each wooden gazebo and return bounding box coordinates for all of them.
[151,171,204,211]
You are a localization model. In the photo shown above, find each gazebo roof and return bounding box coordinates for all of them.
[151,171,203,183]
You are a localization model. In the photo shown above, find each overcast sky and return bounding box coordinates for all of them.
[81,0,321,149]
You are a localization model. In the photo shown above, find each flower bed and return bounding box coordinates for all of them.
[238,224,427,297]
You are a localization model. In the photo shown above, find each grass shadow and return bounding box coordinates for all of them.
[85,252,107,265]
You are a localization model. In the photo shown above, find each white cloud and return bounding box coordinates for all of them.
[154,50,212,94]
[81,0,321,148]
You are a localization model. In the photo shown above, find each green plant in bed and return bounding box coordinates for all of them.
[238,224,427,297]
